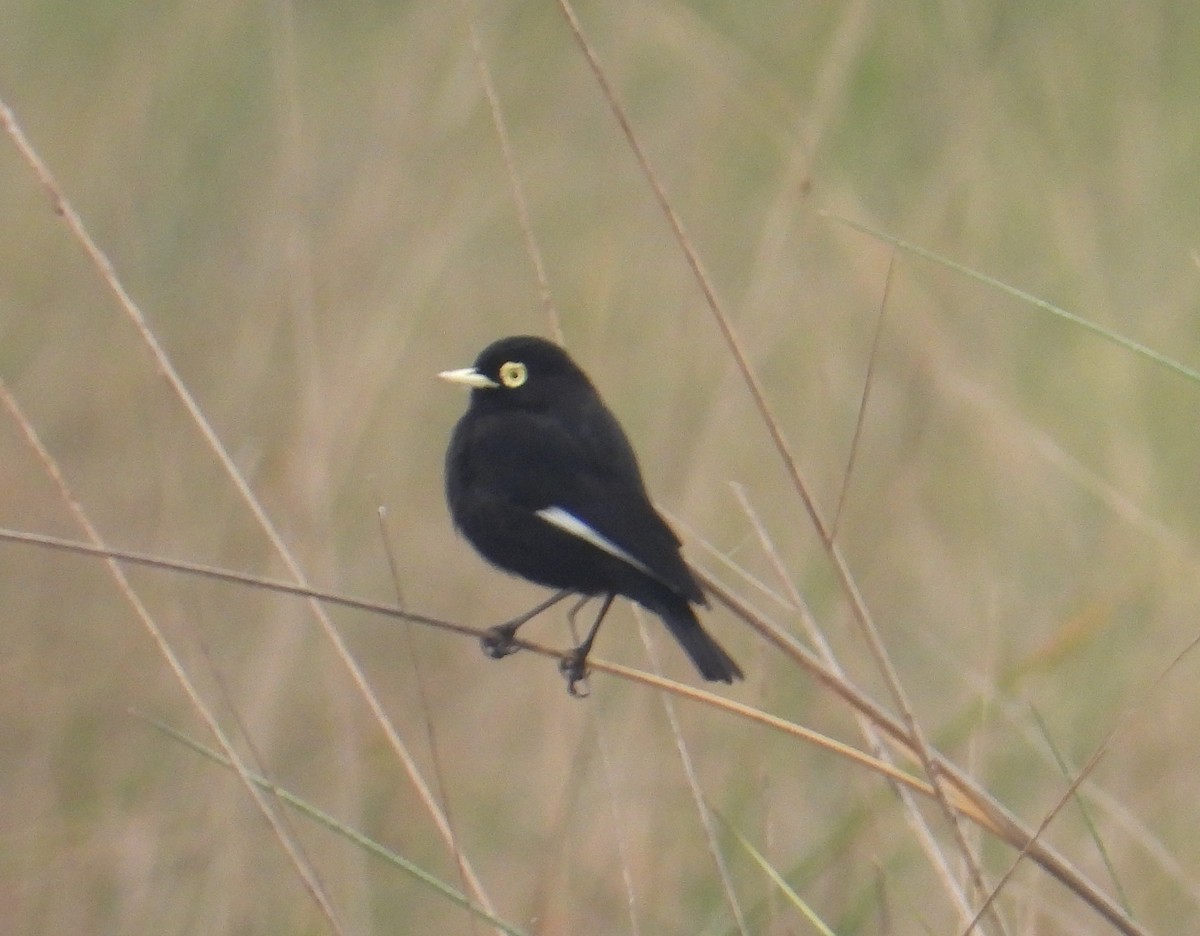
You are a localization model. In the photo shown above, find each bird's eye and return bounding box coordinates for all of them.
[499,361,527,388]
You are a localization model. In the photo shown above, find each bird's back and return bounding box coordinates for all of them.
[447,397,703,606]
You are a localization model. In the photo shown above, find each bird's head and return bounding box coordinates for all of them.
[438,335,593,411]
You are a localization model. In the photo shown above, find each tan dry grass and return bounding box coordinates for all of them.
[2,2,1199,933]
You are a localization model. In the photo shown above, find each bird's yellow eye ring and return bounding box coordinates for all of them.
[499,361,527,388]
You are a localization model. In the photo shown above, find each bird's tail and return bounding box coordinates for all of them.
[652,595,743,684]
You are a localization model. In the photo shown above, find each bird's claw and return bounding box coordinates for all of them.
[481,624,521,659]
[559,650,591,697]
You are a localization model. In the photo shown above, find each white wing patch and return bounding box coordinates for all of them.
[535,506,657,579]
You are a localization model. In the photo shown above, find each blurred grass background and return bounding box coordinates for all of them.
[2,1,1199,933]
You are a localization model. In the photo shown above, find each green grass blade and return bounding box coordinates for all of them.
[711,806,839,936]
[1030,706,1134,919]
[138,712,530,936]
[824,213,1200,385]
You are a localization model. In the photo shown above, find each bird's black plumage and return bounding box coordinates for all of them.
[440,335,742,691]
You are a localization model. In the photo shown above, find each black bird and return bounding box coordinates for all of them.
[440,335,742,693]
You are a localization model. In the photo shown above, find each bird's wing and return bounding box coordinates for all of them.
[468,410,703,602]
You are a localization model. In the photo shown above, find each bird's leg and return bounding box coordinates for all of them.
[561,594,594,696]
[565,594,592,636]
[560,593,615,697]
[481,588,573,659]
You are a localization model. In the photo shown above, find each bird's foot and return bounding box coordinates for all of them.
[481,623,521,659]
[559,648,591,698]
